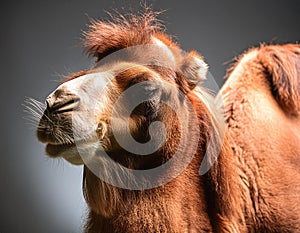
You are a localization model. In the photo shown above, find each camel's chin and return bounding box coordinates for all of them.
[46,143,84,165]
[63,154,84,165]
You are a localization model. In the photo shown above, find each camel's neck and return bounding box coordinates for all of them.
[82,92,238,233]
[84,164,213,233]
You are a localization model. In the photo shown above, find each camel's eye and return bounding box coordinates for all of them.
[118,80,163,117]
[140,82,160,95]
[138,81,162,104]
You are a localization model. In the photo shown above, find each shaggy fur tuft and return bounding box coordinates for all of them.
[258,44,300,116]
[83,9,177,61]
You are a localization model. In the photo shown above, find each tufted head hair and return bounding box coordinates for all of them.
[83,9,208,89]
[83,10,175,60]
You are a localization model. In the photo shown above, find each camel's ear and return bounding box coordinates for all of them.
[259,44,300,116]
[180,51,208,89]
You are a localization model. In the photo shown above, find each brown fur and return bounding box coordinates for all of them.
[259,44,300,116]
[83,10,179,61]
[80,11,234,233]
[36,9,300,233]
[35,10,232,232]
[83,103,213,232]
[219,43,300,232]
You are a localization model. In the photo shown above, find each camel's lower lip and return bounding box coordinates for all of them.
[46,143,76,157]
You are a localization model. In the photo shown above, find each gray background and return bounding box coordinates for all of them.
[1,1,299,232]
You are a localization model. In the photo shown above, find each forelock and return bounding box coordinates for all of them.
[83,10,170,60]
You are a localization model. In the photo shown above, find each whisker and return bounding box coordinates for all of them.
[23,97,55,124]
[24,97,46,112]
[23,98,42,124]
[23,97,76,145]
[23,115,40,125]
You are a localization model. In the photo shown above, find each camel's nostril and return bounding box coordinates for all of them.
[46,94,55,109]
[46,90,80,113]
[55,98,80,113]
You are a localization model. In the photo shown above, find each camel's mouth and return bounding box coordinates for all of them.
[45,142,84,165]
[46,142,75,156]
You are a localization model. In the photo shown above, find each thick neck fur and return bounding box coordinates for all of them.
[82,91,240,233]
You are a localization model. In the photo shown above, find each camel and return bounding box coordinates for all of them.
[31,10,300,232]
